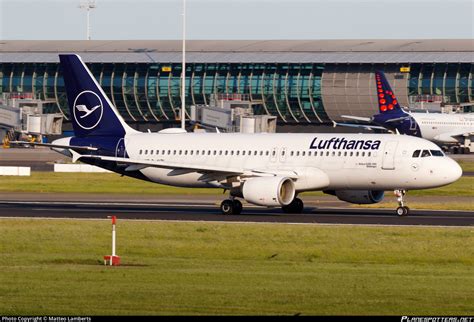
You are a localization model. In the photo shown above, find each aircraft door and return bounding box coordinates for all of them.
[382,141,398,170]
[115,138,127,158]
[410,116,417,131]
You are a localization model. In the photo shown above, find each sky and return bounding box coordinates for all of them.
[1,0,473,40]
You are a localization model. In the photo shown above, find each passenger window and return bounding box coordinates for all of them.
[291,151,294,156]
[219,151,222,155]
[338,151,341,156]
[296,151,300,157]
[430,150,444,157]
[412,150,420,158]
[421,150,431,157]
[265,151,269,156]
[308,151,311,157]
[243,151,246,156]
[139,149,143,155]
[237,151,240,156]
[145,150,148,155]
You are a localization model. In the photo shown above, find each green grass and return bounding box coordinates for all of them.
[458,161,474,172]
[0,219,472,315]
[0,172,473,197]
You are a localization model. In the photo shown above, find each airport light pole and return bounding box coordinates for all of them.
[79,0,96,40]
[181,0,186,130]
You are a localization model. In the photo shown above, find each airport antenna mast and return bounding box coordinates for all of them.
[79,0,96,40]
[180,0,186,130]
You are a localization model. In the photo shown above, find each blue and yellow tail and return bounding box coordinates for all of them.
[59,54,136,138]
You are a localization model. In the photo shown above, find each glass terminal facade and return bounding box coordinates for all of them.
[0,62,472,124]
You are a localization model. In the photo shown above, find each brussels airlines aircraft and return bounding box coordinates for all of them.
[340,71,474,153]
[23,55,463,217]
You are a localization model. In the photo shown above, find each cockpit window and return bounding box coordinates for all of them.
[412,150,420,158]
[421,150,431,157]
[430,150,444,157]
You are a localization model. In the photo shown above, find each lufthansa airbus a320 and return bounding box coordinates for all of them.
[18,54,463,217]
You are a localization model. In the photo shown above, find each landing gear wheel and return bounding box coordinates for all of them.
[282,197,304,214]
[232,199,243,215]
[396,206,409,217]
[394,190,410,217]
[220,199,234,215]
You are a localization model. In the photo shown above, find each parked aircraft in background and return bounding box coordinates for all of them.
[339,71,474,154]
[13,55,463,216]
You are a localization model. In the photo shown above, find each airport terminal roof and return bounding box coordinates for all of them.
[1,39,473,63]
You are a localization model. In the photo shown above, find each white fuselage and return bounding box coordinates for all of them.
[120,132,461,192]
[411,112,474,143]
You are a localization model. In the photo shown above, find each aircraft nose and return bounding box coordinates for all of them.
[443,158,463,184]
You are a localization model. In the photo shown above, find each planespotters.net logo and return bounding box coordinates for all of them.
[402,317,473,322]
[73,90,104,130]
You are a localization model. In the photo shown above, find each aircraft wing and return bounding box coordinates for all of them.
[8,141,98,151]
[76,154,299,181]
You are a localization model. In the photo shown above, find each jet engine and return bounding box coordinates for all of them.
[325,190,385,204]
[241,176,295,207]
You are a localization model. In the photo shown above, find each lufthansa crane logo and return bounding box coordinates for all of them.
[73,90,104,130]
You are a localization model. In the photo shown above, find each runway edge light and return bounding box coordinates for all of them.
[104,215,120,266]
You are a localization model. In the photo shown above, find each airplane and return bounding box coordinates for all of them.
[14,54,463,217]
[338,71,474,154]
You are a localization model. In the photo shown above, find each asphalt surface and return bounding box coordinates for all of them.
[0,199,472,227]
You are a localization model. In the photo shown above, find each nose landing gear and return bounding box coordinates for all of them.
[394,189,410,216]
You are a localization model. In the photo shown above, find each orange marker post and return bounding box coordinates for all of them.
[104,216,120,266]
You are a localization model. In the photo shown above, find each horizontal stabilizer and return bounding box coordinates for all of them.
[340,115,372,122]
[9,141,98,151]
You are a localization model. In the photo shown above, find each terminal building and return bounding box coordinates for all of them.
[1,39,473,132]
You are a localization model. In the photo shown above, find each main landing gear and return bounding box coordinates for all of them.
[395,189,410,216]
[219,197,305,215]
[220,198,243,215]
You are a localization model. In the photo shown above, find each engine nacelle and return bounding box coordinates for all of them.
[242,176,295,207]
[326,190,385,204]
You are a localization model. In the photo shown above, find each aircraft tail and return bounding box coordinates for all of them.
[59,54,137,137]
[375,71,402,114]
